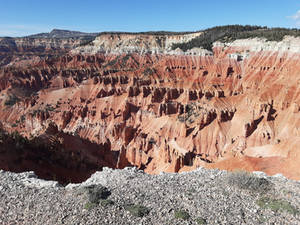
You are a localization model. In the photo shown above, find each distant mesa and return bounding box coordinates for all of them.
[26,28,99,39]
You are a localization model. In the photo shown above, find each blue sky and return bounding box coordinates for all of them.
[0,0,300,36]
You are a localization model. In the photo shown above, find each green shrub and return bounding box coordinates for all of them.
[174,210,190,220]
[143,68,156,76]
[124,204,150,217]
[20,115,25,123]
[196,217,207,224]
[84,202,97,210]
[10,131,29,150]
[4,95,19,106]
[32,109,41,117]
[100,199,114,207]
[85,185,111,204]
[45,104,55,112]
[227,170,272,193]
[79,38,95,46]
[103,56,119,68]
[256,197,299,215]
[178,103,200,123]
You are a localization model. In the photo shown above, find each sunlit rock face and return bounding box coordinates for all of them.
[1,32,300,180]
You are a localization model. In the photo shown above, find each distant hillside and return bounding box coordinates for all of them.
[27,29,99,39]
[172,25,300,51]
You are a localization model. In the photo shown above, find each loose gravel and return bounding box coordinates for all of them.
[0,167,299,224]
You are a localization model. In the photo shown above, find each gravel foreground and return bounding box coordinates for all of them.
[0,167,300,225]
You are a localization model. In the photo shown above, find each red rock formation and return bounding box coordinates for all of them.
[0,122,119,183]
[1,36,300,180]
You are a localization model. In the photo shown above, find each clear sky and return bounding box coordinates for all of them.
[1,0,300,37]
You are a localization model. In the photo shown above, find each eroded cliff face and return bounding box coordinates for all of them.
[0,33,94,67]
[72,32,207,55]
[1,33,300,180]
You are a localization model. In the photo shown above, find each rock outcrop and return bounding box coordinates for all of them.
[72,32,206,55]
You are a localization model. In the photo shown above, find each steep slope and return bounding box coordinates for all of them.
[0,123,119,183]
[1,28,300,180]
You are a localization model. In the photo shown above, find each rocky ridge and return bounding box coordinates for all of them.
[72,31,207,55]
[0,168,299,224]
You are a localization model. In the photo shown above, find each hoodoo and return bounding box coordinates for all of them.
[1,26,300,181]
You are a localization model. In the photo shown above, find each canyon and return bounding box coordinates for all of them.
[1,28,300,182]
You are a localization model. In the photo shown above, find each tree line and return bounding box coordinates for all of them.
[171,25,300,51]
